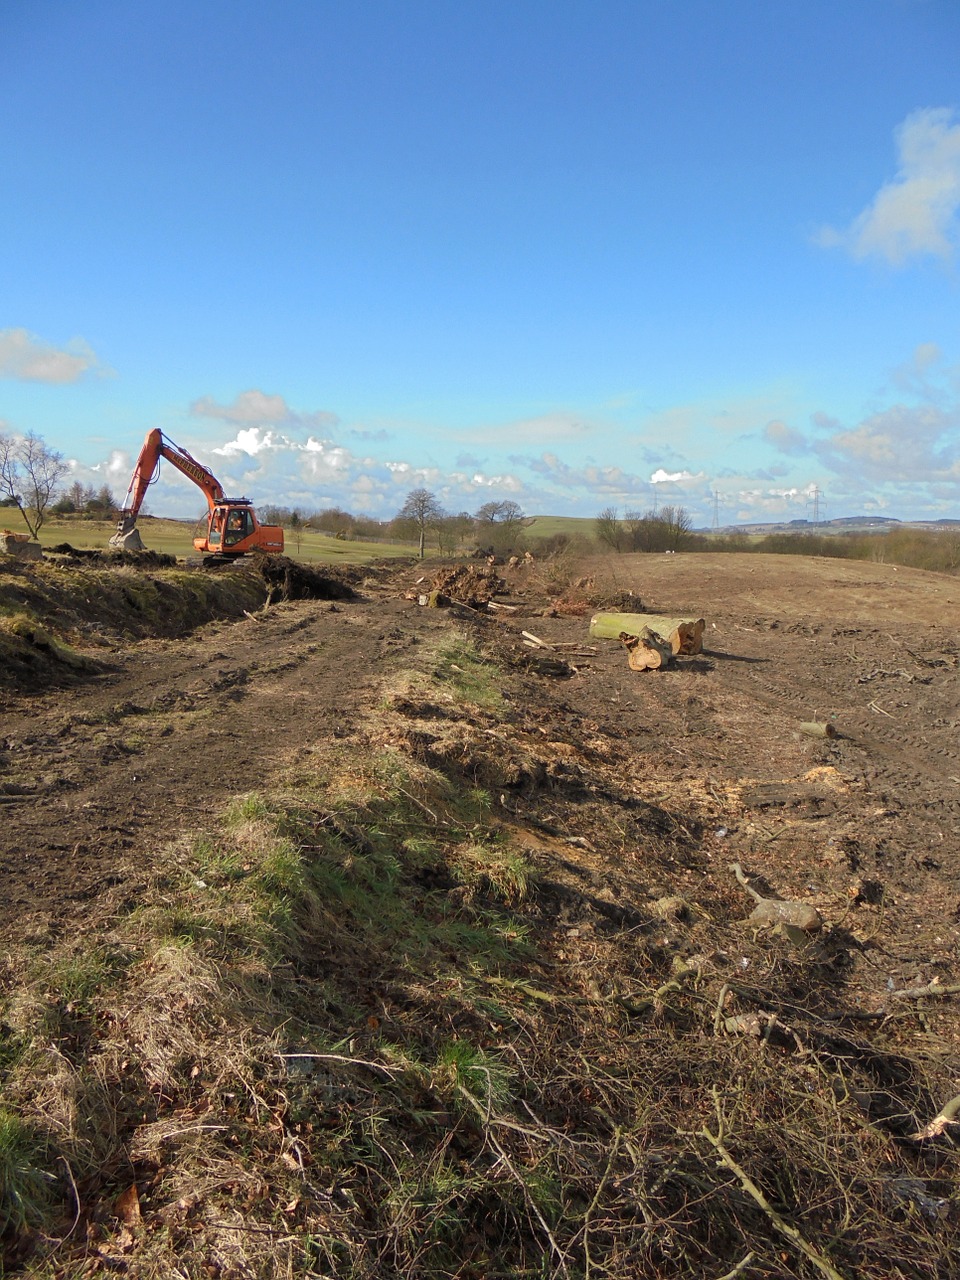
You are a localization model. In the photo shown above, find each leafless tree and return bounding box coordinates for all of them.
[595,506,625,551]
[658,505,694,551]
[397,487,444,558]
[0,430,69,538]
[475,499,526,553]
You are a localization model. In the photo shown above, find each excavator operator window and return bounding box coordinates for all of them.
[223,509,253,547]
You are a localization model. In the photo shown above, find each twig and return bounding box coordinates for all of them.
[582,1127,621,1280]
[393,784,438,823]
[43,1156,81,1254]
[716,1254,756,1280]
[275,1052,398,1078]
[713,983,731,1035]
[701,1118,849,1280]
[867,700,895,719]
[889,980,960,1001]
[459,1087,571,1278]
[521,630,553,649]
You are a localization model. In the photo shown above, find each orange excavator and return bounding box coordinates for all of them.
[109,428,284,558]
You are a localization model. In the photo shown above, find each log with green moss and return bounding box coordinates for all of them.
[589,612,705,654]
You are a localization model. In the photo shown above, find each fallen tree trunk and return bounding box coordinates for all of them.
[620,627,673,671]
[589,612,705,654]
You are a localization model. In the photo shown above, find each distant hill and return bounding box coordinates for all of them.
[711,516,960,535]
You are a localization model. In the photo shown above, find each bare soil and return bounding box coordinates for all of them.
[3,551,959,1002]
[3,550,960,1277]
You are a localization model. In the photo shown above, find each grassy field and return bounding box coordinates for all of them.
[32,515,418,565]
[524,513,596,542]
[31,513,602,562]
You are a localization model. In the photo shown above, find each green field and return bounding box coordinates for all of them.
[33,515,418,565]
[524,513,597,541]
[26,512,603,563]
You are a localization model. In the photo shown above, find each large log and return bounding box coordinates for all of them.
[619,627,673,671]
[589,611,705,655]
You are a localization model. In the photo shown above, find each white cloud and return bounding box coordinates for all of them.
[0,328,103,383]
[212,427,285,457]
[814,402,960,483]
[191,388,339,431]
[818,108,960,265]
[650,467,700,485]
[468,472,523,492]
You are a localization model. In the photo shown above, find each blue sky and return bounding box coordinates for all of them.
[2,0,960,525]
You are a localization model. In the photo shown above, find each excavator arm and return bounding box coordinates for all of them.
[112,429,225,545]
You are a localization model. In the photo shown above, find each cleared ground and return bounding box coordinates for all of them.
[2,551,959,1277]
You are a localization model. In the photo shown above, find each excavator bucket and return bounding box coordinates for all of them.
[108,527,145,552]
[108,508,146,552]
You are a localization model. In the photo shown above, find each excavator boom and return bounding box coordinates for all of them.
[110,428,283,557]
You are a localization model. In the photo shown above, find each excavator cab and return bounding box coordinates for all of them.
[196,501,283,557]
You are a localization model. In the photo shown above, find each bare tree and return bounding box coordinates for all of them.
[595,506,625,551]
[475,499,526,553]
[621,505,694,552]
[289,510,304,554]
[0,430,69,539]
[397,487,444,558]
[311,506,356,537]
[658,505,694,551]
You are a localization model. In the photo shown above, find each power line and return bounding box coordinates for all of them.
[808,485,824,523]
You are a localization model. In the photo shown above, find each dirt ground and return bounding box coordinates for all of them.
[2,550,959,1012]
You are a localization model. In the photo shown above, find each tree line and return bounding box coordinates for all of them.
[262,493,529,558]
[9,428,953,577]
[595,505,695,553]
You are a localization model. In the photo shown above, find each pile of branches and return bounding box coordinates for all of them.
[431,563,506,609]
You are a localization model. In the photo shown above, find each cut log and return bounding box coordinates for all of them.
[590,612,705,654]
[620,627,673,671]
[799,720,838,739]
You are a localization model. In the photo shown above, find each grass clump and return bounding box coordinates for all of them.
[449,838,533,904]
[0,1109,52,1238]
[433,634,503,709]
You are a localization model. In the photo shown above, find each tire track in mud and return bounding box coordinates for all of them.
[0,595,440,940]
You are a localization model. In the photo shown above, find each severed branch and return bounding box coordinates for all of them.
[912,1093,960,1140]
[701,1113,849,1280]
[716,1254,757,1280]
[458,1086,572,1279]
[888,980,960,1001]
